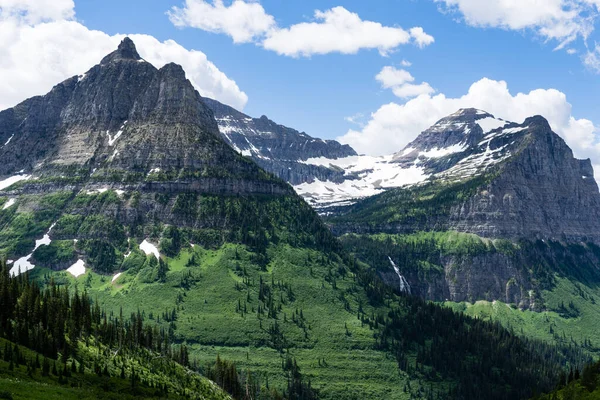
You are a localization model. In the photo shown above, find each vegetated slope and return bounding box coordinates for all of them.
[0,264,232,400]
[0,39,585,399]
[536,359,600,399]
[203,97,356,186]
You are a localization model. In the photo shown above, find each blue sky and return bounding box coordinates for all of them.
[72,0,599,140]
[1,0,600,162]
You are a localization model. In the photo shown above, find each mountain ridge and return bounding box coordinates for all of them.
[202,97,357,186]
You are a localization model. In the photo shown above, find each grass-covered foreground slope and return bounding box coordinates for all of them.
[341,231,600,358]
[0,265,231,400]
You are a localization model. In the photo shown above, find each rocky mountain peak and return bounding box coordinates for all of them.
[0,38,289,196]
[392,109,510,166]
[100,37,142,65]
[523,115,552,131]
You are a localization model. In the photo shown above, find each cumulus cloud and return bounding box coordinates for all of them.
[409,27,435,48]
[167,0,275,43]
[435,0,600,51]
[376,66,435,99]
[0,0,248,111]
[170,2,434,57]
[338,78,599,169]
[0,0,74,23]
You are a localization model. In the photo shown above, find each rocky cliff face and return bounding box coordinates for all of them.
[334,109,600,308]
[331,110,600,243]
[0,38,287,194]
[202,97,356,185]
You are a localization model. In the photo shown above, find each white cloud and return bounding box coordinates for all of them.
[0,0,74,23]
[391,82,436,98]
[400,59,412,67]
[376,66,415,88]
[436,0,600,73]
[338,78,598,168]
[344,112,365,127]
[170,2,434,57]
[409,27,435,48]
[584,43,600,72]
[0,1,248,111]
[167,0,275,43]
[375,66,435,99]
[263,6,420,57]
[435,0,600,49]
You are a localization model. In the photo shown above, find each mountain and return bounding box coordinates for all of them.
[331,108,600,242]
[202,97,356,185]
[0,39,584,400]
[330,109,600,357]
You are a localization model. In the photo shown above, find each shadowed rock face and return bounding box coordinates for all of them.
[447,116,600,242]
[0,38,290,197]
[202,97,357,185]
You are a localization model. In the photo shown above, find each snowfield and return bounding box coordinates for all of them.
[295,155,429,207]
[67,260,86,278]
[140,239,160,259]
[0,174,31,191]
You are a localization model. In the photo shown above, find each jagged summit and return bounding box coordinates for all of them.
[0,38,288,194]
[449,108,492,117]
[101,37,142,65]
[393,108,510,163]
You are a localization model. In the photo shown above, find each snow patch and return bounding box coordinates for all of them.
[418,143,467,159]
[86,187,109,195]
[112,272,122,283]
[0,174,31,191]
[140,240,160,260]
[2,198,16,210]
[66,260,86,278]
[10,222,57,276]
[107,130,123,146]
[476,117,507,133]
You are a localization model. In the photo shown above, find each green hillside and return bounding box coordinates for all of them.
[341,232,600,358]
[0,266,231,400]
[536,360,600,399]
